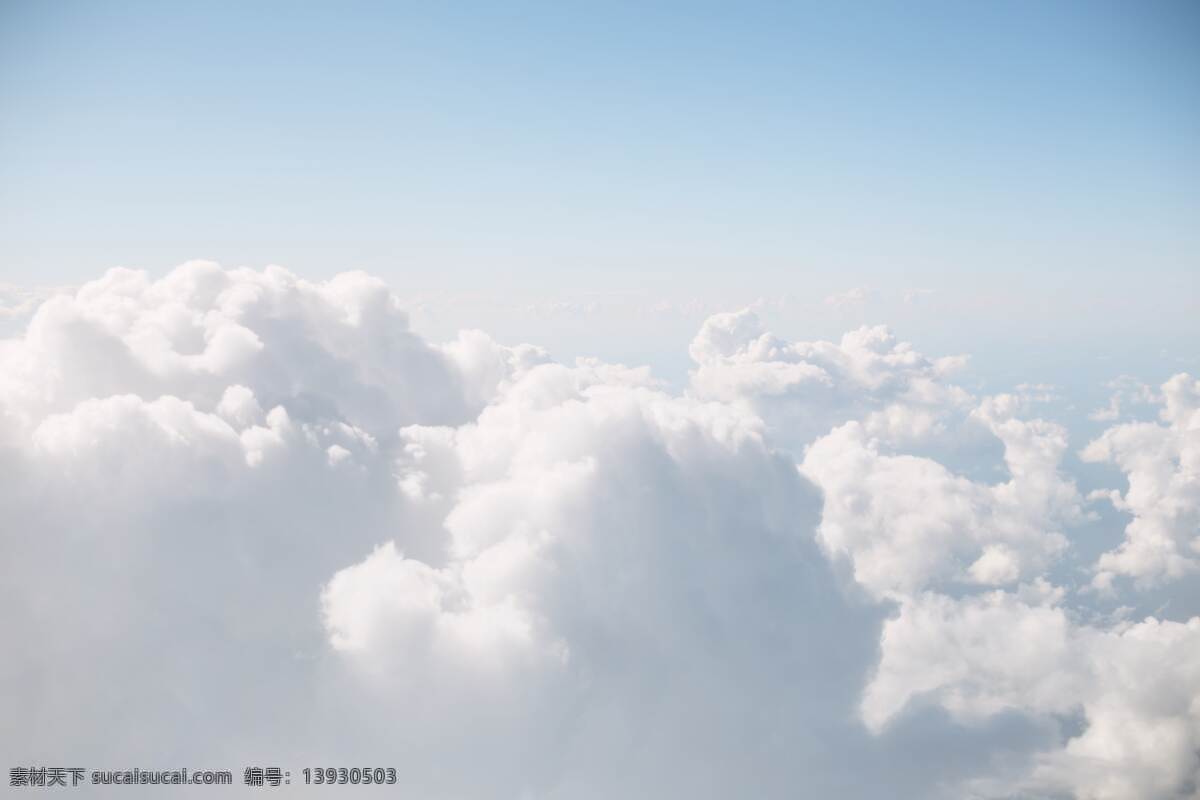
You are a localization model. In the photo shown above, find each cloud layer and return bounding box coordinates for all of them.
[3,262,1197,799]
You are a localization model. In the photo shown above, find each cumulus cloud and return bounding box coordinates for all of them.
[0,261,536,444]
[799,399,1082,600]
[319,361,891,796]
[1084,373,1200,589]
[685,307,1198,798]
[864,591,1200,800]
[688,308,969,450]
[2,265,1196,799]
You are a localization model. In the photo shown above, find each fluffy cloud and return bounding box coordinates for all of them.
[1084,373,1200,588]
[686,308,1199,798]
[691,310,1081,599]
[1,263,541,774]
[320,359,895,796]
[799,401,1082,600]
[688,309,969,450]
[2,267,1196,799]
[864,591,1200,800]
[0,261,539,444]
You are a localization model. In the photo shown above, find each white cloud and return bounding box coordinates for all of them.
[799,397,1082,600]
[0,261,534,445]
[1084,373,1200,588]
[315,351,896,797]
[683,308,1198,798]
[688,308,969,450]
[865,591,1200,800]
[1,263,1195,799]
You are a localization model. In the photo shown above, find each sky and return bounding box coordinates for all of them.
[2,3,1200,799]
[2,0,1198,373]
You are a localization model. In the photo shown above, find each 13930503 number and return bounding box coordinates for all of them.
[302,767,397,785]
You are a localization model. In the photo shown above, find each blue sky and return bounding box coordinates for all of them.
[1,0,1197,378]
